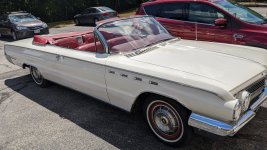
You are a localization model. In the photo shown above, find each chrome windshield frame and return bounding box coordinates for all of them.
[93,16,172,54]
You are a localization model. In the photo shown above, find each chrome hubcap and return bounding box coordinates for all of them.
[154,105,179,133]
[31,67,43,84]
[147,100,184,142]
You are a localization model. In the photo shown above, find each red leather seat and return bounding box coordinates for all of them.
[76,42,103,52]
[82,34,94,44]
[107,36,129,49]
[76,43,96,52]
[54,37,80,49]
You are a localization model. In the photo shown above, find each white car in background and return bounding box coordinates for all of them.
[4,16,267,146]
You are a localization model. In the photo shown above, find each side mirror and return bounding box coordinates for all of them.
[214,18,227,27]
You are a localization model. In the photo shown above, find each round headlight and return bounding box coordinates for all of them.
[42,23,48,28]
[233,100,242,121]
[237,90,251,111]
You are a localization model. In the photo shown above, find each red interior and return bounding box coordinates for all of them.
[54,37,81,49]
[33,30,99,52]
[33,30,129,53]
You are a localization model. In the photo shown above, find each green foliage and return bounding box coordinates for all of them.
[0,0,140,22]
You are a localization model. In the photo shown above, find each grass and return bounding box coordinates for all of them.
[118,8,136,18]
[47,9,137,28]
[48,20,74,28]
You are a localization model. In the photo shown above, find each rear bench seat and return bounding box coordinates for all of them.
[52,33,97,52]
[82,34,94,44]
[52,33,131,53]
[76,42,103,52]
[54,37,80,49]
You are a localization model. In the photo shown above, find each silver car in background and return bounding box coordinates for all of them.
[74,7,117,26]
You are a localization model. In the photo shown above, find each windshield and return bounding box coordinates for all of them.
[97,17,173,53]
[214,0,267,24]
[8,14,37,23]
[99,7,113,12]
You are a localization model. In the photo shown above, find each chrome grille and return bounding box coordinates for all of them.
[246,78,265,100]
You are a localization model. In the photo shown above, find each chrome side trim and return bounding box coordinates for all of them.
[188,89,267,136]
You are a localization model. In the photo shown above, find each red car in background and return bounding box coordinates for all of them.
[136,0,267,49]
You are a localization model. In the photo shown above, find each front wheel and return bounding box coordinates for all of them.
[144,96,192,146]
[11,31,17,41]
[30,66,49,88]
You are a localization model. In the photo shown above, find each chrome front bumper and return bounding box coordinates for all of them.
[188,89,267,136]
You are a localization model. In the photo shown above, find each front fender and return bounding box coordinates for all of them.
[131,80,236,122]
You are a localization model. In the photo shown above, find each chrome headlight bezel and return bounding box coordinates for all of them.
[236,90,251,112]
[42,23,48,28]
[233,100,242,121]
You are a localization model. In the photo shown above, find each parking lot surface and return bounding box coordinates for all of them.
[250,7,267,17]
[1,8,267,150]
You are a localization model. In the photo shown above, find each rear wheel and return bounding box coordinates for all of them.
[30,66,49,88]
[11,31,17,41]
[144,96,192,146]
[74,18,80,25]
[94,18,99,26]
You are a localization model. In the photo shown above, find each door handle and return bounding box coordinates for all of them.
[233,34,244,39]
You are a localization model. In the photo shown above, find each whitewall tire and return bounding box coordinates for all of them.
[144,96,192,146]
[30,66,49,88]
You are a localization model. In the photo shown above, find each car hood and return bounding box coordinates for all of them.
[128,40,266,94]
[15,20,44,27]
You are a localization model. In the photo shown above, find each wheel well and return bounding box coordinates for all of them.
[22,63,30,69]
[131,92,191,115]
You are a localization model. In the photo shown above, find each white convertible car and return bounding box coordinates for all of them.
[4,16,267,146]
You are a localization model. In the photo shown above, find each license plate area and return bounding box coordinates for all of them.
[34,30,40,34]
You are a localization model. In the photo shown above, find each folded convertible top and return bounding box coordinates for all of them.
[32,28,94,45]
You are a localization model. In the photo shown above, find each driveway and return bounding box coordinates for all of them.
[1,9,267,149]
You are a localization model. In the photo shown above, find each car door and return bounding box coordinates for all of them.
[0,15,11,36]
[188,2,234,43]
[54,37,110,103]
[80,9,91,24]
[88,8,98,23]
[152,2,196,40]
[81,8,97,24]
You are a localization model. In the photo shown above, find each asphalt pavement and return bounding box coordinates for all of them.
[250,7,267,17]
[1,7,267,150]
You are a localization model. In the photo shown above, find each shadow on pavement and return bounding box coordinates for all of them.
[5,75,267,150]
[0,37,13,42]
